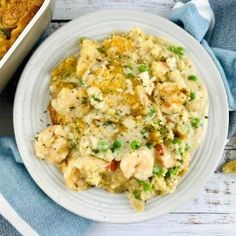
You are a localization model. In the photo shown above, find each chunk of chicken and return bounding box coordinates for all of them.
[35,125,69,164]
[51,87,90,118]
[120,148,154,180]
[154,82,188,114]
[76,39,100,77]
[154,144,175,168]
[138,71,156,95]
[63,153,107,190]
[87,86,107,111]
[151,61,169,81]
[135,85,150,107]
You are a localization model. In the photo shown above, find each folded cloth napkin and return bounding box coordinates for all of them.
[1,1,236,235]
[0,137,92,235]
[170,0,236,138]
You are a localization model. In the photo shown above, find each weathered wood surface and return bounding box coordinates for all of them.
[0,0,235,234]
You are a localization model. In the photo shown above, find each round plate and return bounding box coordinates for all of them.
[14,10,228,223]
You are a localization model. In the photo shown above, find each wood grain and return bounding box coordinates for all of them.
[87,213,236,236]
[53,0,175,20]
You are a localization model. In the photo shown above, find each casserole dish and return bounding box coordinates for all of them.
[0,0,55,92]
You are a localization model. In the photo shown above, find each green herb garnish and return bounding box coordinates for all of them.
[97,47,105,53]
[133,190,141,199]
[149,106,156,117]
[92,95,102,102]
[146,142,154,149]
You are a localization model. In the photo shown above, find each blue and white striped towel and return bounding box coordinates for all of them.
[0,0,236,235]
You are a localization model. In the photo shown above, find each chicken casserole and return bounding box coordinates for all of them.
[35,28,208,211]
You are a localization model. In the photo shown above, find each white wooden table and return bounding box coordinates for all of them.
[0,0,235,235]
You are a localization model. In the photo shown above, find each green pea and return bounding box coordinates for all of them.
[153,166,165,177]
[112,140,122,149]
[190,91,196,101]
[166,167,179,178]
[191,117,201,128]
[97,47,105,53]
[130,140,141,150]
[188,75,198,81]
[168,46,185,57]
[143,183,153,192]
[98,140,109,152]
[139,64,148,72]
[172,137,181,144]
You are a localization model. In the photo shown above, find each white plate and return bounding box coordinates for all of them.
[14,10,228,223]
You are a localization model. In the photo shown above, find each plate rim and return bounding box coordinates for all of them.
[13,9,229,223]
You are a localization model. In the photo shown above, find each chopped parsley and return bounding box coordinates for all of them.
[97,47,105,53]
[146,142,154,149]
[103,121,113,126]
[81,97,88,104]
[133,190,141,199]
[185,143,191,152]
[127,72,135,77]
[148,106,157,117]
[92,95,102,102]
[62,72,71,80]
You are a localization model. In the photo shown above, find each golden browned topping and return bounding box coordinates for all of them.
[0,0,44,59]
[35,28,208,211]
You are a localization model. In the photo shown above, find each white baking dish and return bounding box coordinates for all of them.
[0,0,55,92]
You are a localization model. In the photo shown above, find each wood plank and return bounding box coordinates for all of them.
[87,213,236,236]
[53,0,175,20]
[175,173,236,214]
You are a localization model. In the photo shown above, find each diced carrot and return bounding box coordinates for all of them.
[107,160,118,171]
[155,144,164,156]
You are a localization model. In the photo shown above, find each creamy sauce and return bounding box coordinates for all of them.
[35,28,208,211]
